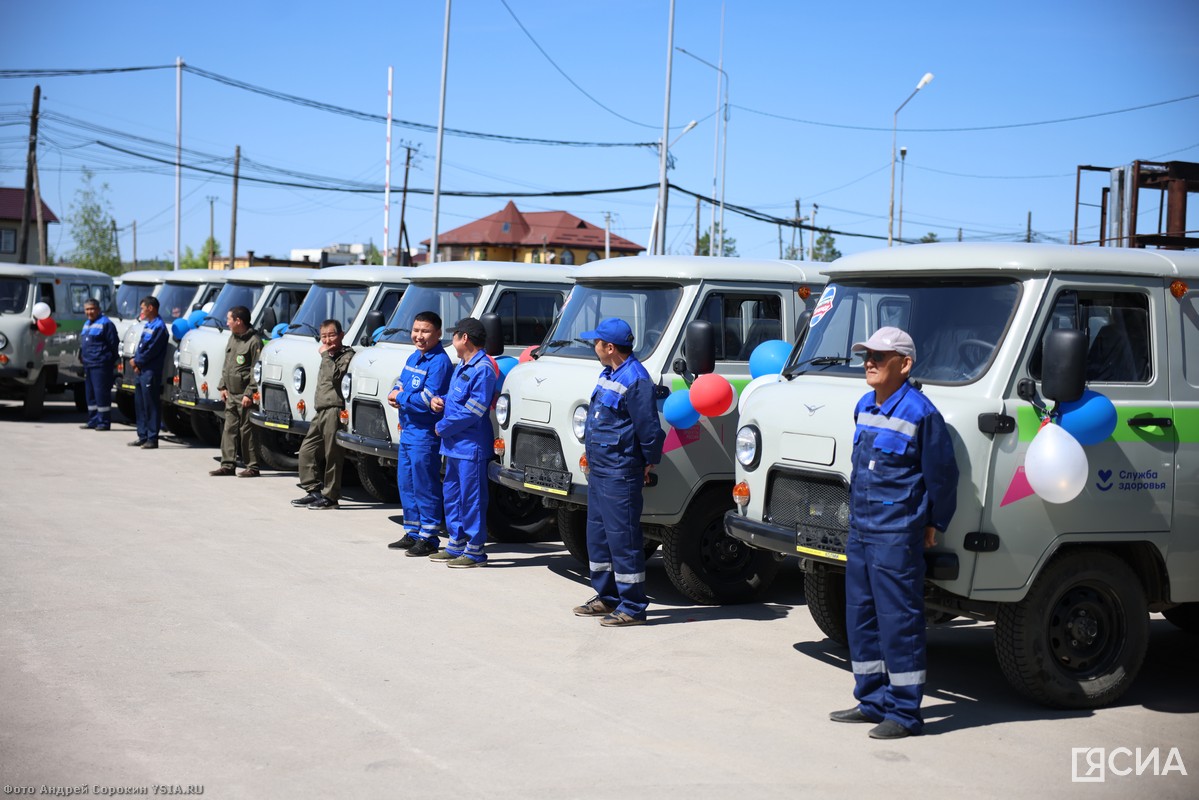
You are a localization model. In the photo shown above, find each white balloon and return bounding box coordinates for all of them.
[1025,423,1088,504]
[737,373,781,416]
[32,301,52,320]
[202,302,215,313]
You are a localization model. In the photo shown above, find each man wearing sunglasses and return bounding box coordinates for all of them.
[829,326,958,740]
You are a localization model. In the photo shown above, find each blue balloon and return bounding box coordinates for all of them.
[187,309,207,327]
[749,339,792,379]
[663,389,700,429]
[371,326,386,343]
[1058,389,1118,446]
[270,322,289,339]
[170,318,193,342]
[496,355,519,377]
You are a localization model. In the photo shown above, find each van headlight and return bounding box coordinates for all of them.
[173,351,182,369]
[572,405,588,441]
[252,360,262,384]
[495,393,510,427]
[0,332,8,349]
[341,372,352,399]
[198,353,209,375]
[735,425,762,470]
[293,366,306,392]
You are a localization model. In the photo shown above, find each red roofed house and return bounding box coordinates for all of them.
[0,188,59,264]
[421,201,642,264]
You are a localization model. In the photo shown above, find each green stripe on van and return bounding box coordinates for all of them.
[669,376,751,393]
[1017,404,1198,443]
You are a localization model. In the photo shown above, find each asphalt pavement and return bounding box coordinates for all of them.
[1,395,1196,799]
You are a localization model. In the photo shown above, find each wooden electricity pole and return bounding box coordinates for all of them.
[227,146,240,269]
[17,85,41,264]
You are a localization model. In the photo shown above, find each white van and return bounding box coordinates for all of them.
[337,262,572,534]
[491,256,824,602]
[726,242,1199,708]
[0,263,115,418]
[249,265,414,469]
[110,270,172,342]
[174,267,314,445]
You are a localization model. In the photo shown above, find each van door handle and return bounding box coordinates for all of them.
[1127,417,1173,428]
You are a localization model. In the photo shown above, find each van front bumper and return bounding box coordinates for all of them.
[249,409,310,435]
[488,461,589,506]
[336,430,397,461]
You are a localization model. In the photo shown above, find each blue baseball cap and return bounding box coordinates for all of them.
[580,317,635,346]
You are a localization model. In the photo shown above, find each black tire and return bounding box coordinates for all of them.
[356,456,399,503]
[116,393,137,424]
[994,548,1149,709]
[558,505,588,564]
[258,428,300,471]
[660,488,782,604]
[162,404,194,438]
[190,409,223,447]
[803,568,849,646]
[1162,603,1199,634]
[21,371,46,420]
[488,485,554,543]
[72,383,88,412]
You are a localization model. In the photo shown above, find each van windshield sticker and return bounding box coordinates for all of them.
[810,287,836,327]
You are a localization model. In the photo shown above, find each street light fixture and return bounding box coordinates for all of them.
[898,146,907,244]
[675,45,730,257]
[888,72,933,247]
[648,120,698,255]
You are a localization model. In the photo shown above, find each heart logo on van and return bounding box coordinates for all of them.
[1096,469,1113,492]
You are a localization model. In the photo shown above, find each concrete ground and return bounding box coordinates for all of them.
[1,395,1196,799]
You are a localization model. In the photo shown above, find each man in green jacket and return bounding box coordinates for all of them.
[210,305,263,477]
[292,319,356,510]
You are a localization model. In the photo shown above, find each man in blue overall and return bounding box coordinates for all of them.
[386,310,452,557]
[79,298,120,431]
[129,296,168,450]
[572,318,664,627]
[428,317,496,568]
[830,326,958,739]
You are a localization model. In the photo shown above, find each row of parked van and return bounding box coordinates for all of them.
[4,243,1196,711]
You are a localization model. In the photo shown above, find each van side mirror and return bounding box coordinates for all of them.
[684,320,716,376]
[360,310,385,346]
[260,308,278,333]
[1040,329,1087,403]
[481,312,505,357]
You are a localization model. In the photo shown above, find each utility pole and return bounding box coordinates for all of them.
[695,196,701,255]
[111,219,121,266]
[132,220,138,270]
[1026,211,1032,243]
[809,204,819,261]
[228,146,240,270]
[32,150,46,265]
[777,224,783,258]
[604,212,612,260]
[206,195,217,266]
[397,145,414,265]
[17,85,40,264]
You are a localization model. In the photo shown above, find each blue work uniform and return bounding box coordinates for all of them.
[583,356,664,621]
[435,350,497,562]
[133,316,169,444]
[846,381,958,735]
[393,347,453,546]
[80,313,120,428]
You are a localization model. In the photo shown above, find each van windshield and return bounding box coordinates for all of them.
[157,283,199,322]
[0,278,28,314]
[114,283,156,319]
[287,284,369,337]
[201,283,264,329]
[792,278,1020,384]
[379,283,480,346]
[541,283,682,361]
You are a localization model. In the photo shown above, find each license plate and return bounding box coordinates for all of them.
[524,465,571,496]
[264,420,290,430]
[120,383,135,391]
[796,527,848,562]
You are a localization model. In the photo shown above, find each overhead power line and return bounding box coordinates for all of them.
[0,65,175,78]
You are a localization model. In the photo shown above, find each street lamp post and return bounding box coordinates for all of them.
[648,119,698,255]
[888,72,933,247]
[898,146,907,244]
[654,0,678,256]
[675,46,729,257]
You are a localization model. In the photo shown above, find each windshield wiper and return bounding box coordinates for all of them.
[783,354,853,379]
[287,321,318,336]
[538,339,577,353]
[380,326,410,337]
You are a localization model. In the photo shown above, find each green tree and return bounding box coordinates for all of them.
[364,243,382,265]
[920,232,940,244]
[181,236,221,269]
[783,244,802,260]
[696,224,738,257]
[812,229,841,262]
[66,167,121,275]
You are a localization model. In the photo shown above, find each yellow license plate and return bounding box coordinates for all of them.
[796,544,847,562]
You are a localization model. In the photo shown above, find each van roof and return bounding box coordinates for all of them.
[223,266,319,286]
[829,242,1199,279]
[160,270,230,286]
[310,265,417,286]
[408,261,573,285]
[115,269,174,285]
[0,263,116,282]
[572,255,826,285]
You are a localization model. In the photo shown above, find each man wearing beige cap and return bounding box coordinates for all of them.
[829,326,958,740]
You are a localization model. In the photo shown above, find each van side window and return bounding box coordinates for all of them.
[1030,290,1151,383]
[38,282,55,313]
[91,284,113,313]
[1182,293,1199,388]
[269,290,307,325]
[492,290,564,346]
[69,283,90,313]
[376,290,403,323]
[696,293,783,362]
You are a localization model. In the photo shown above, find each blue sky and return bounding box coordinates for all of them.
[3,0,1197,264]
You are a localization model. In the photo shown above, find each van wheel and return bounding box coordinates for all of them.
[162,404,194,438]
[259,428,300,471]
[356,457,399,503]
[190,410,223,447]
[803,568,849,646]
[21,372,47,420]
[488,486,553,543]
[994,549,1148,709]
[661,489,781,604]
[116,393,137,424]
[558,505,588,563]
[1162,603,1199,634]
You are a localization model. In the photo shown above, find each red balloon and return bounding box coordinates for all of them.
[36,317,58,336]
[518,345,537,363]
[690,373,734,417]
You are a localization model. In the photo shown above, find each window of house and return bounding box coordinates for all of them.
[559,249,575,265]
[1030,289,1152,383]
[586,250,600,262]
[0,229,16,254]
[693,292,783,362]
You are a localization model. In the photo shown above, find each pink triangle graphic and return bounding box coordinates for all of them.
[1000,466,1037,506]
[663,424,701,454]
